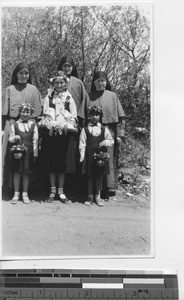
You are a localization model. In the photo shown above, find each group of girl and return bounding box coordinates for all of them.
[2,56,125,206]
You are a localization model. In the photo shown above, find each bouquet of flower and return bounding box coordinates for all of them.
[10,144,27,160]
[93,151,110,167]
[38,115,77,136]
[63,116,78,133]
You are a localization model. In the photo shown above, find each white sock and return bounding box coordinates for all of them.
[22,192,28,197]
[14,191,20,197]
[58,187,64,195]
[51,187,56,193]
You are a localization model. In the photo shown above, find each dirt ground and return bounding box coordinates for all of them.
[1,183,151,258]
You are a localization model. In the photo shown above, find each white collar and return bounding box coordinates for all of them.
[88,122,101,127]
[17,118,33,124]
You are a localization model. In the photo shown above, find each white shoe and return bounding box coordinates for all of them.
[22,194,30,204]
[11,195,19,204]
[59,193,68,203]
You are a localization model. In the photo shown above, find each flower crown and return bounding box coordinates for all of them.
[88,105,103,116]
[18,103,34,115]
[50,71,69,84]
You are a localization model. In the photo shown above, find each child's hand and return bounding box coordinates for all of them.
[80,156,84,163]
[116,137,121,144]
[117,136,125,144]
[14,135,21,142]
[99,140,107,148]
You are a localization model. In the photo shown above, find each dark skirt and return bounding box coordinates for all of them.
[39,128,76,173]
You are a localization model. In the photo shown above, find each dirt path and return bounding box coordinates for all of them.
[2,187,151,257]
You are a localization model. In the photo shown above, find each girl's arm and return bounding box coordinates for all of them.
[9,124,21,143]
[43,95,49,115]
[99,127,114,148]
[69,96,77,119]
[79,128,87,162]
[32,125,39,157]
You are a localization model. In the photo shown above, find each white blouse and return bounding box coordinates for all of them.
[43,89,77,123]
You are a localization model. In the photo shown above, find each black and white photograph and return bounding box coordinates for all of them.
[1,2,152,258]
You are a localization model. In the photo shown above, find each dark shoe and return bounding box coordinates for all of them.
[84,196,93,206]
[100,191,109,200]
[109,189,116,197]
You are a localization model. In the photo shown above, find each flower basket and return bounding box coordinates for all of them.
[38,116,77,136]
[93,151,110,167]
[65,122,78,133]
[10,144,27,160]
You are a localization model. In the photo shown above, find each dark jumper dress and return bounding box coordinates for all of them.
[10,123,35,174]
[82,125,110,176]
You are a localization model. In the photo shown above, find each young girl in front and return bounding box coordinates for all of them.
[79,106,114,206]
[9,103,38,204]
[41,71,77,203]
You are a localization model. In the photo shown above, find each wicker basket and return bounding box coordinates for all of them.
[10,145,27,160]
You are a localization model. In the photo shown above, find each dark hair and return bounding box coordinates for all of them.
[57,55,78,78]
[11,62,32,85]
[90,71,111,92]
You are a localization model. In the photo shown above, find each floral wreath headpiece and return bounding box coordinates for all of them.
[50,71,69,84]
[88,105,103,117]
[18,103,34,115]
